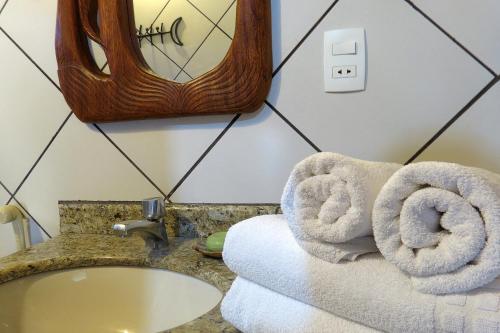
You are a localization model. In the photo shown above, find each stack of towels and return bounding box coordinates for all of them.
[221,152,500,333]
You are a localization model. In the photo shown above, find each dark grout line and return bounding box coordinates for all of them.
[99,61,108,72]
[93,124,169,199]
[7,112,74,203]
[0,27,61,92]
[169,0,337,196]
[404,0,497,77]
[173,27,216,80]
[166,114,241,199]
[216,24,233,40]
[265,101,322,152]
[150,0,173,27]
[11,197,52,239]
[405,75,500,164]
[0,180,14,204]
[0,0,9,15]
[151,42,184,70]
[174,0,236,80]
[176,68,194,81]
[0,180,52,239]
[272,0,340,77]
[186,0,234,39]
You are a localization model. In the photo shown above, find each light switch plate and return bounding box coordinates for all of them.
[324,28,366,92]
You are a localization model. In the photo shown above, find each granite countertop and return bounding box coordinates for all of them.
[0,234,239,333]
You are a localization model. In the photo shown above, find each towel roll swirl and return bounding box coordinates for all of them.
[282,152,401,263]
[373,162,500,294]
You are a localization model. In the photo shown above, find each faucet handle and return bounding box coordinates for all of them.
[142,197,166,221]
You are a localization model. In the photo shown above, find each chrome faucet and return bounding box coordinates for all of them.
[112,197,169,249]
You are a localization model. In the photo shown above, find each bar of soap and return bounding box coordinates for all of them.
[206,231,227,252]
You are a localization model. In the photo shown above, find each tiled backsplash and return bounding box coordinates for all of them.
[1,0,500,257]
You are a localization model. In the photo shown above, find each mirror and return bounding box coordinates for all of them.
[132,0,237,82]
[56,0,272,122]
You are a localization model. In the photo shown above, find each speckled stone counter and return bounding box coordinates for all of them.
[59,201,281,238]
[0,234,238,332]
[0,202,282,332]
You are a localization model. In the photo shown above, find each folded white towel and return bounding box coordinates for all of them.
[281,152,401,262]
[223,215,500,333]
[373,161,500,294]
[222,277,379,333]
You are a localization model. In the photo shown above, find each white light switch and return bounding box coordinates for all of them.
[332,41,356,55]
[324,28,366,92]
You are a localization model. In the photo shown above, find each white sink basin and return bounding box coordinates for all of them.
[0,267,222,333]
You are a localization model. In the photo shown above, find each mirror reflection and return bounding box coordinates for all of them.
[132,0,237,82]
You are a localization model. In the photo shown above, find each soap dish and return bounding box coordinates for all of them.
[193,240,222,259]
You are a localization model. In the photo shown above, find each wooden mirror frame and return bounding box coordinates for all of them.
[55,0,272,122]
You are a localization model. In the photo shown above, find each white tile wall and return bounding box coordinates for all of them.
[270,0,334,70]
[184,27,232,78]
[133,0,236,81]
[0,0,59,82]
[218,2,236,36]
[151,0,215,71]
[15,116,164,236]
[171,106,317,202]
[412,0,500,73]
[0,32,70,190]
[416,82,500,171]
[99,115,234,200]
[1,0,500,256]
[188,0,234,22]
[0,186,8,205]
[0,187,16,257]
[267,0,493,163]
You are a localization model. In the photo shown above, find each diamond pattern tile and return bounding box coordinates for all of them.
[0,185,8,204]
[0,0,59,82]
[10,199,49,245]
[218,1,236,37]
[171,106,317,203]
[153,0,214,69]
[0,32,70,190]
[188,0,234,23]
[88,40,108,71]
[184,28,232,78]
[411,0,500,73]
[175,70,193,83]
[99,114,234,198]
[268,0,493,164]
[133,0,170,26]
[139,43,183,80]
[415,81,500,173]
[271,0,334,71]
[0,222,18,257]
[15,116,164,236]
[0,186,16,257]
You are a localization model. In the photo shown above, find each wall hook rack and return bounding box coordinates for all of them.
[136,17,184,48]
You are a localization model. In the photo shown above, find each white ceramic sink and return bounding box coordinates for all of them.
[0,267,222,333]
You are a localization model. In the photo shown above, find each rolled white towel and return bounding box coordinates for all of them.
[281,152,401,262]
[373,161,500,294]
[222,277,380,333]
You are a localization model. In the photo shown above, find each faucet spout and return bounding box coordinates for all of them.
[113,220,168,241]
[112,198,169,249]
